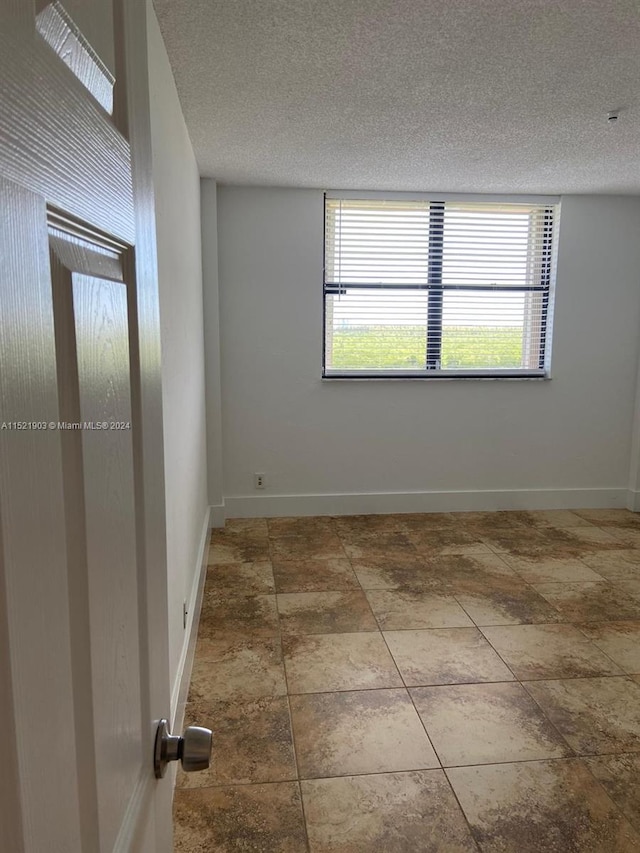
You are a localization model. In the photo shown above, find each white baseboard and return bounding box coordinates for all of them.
[171,506,211,732]
[210,502,225,528]
[223,488,627,519]
[627,490,640,512]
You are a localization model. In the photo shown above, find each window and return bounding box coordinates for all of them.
[323,194,559,378]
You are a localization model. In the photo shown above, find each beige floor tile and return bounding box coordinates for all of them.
[385,627,515,686]
[342,538,418,561]
[350,554,433,590]
[585,754,640,835]
[414,553,520,595]
[190,637,287,699]
[511,509,596,529]
[447,759,640,852]
[573,509,640,529]
[336,528,415,548]
[334,514,414,534]
[267,516,334,536]
[481,623,623,680]
[455,578,564,626]
[277,590,377,635]
[617,580,640,602]
[334,513,401,530]
[282,632,402,694]
[198,591,279,640]
[209,533,271,565]
[177,696,296,787]
[524,676,640,754]
[595,547,640,564]
[562,526,629,547]
[407,527,492,557]
[269,531,346,561]
[174,782,308,852]
[222,518,269,535]
[301,771,478,852]
[272,557,359,592]
[290,689,439,778]
[578,622,640,673]
[480,525,623,562]
[411,682,570,766]
[205,561,275,595]
[209,523,269,563]
[398,512,462,531]
[581,551,640,581]
[473,526,551,555]
[501,555,606,583]
[457,510,533,529]
[533,582,640,622]
[366,589,473,629]
[601,529,640,548]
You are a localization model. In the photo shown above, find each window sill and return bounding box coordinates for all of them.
[321,375,551,382]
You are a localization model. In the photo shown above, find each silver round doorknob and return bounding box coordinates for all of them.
[154,718,213,778]
[181,725,213,772]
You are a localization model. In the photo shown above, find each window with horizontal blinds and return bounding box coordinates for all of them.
[323,196,558,378]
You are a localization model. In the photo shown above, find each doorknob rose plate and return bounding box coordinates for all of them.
[154,718,213,779]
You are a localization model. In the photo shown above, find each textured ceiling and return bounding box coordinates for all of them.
[153,0,640,193]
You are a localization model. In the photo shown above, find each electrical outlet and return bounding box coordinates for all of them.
[254,472,266,489]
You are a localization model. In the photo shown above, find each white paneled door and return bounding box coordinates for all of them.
[0,1,173,850]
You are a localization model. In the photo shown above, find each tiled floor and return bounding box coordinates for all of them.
[174,509,640,852]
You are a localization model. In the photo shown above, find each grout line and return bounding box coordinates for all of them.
[515,680,579,757]
[177,777,305,792]
[462,624,521,682]
[296,764,467,783]
[174,749,640,793]
[376,626,444,770]
[444,751,640,768]
[268,528,312,852]
[284,670,640,695]
[295,777,311,853]
[439,771,482,851]
[285,679,512,696]
[450,592,483,629]
[359,583,385,633]
[519,672,639,685]
[576,751,640,832]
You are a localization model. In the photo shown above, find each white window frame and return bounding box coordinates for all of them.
[323,191,560,380]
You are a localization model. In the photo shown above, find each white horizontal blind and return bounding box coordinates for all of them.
[324,197,556,377]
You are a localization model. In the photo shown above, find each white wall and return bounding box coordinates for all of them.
[201,179,224,525]
[147,6,209,695]
[214,187,640,515]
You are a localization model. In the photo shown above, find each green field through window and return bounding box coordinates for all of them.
[331,325,524,370]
